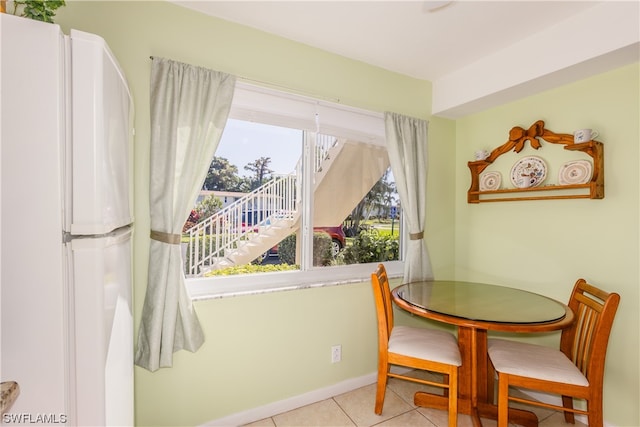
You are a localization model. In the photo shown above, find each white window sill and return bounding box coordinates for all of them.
[186,261,404,301]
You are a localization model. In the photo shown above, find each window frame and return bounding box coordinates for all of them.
[185,82,405,300]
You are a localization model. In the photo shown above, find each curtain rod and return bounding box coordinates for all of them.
[149,55,341,103]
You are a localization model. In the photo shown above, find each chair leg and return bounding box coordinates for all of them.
[587,395,604,427]
[374,363,388,415]
[447,368,458,427]
[442,373,449,398]
[561,395,575,423]
[487,359,496,404]
[497,373,509,427]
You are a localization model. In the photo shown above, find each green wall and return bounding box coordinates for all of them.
[455,63,640,426]
[55,2,454,426]
[54,2,638,426]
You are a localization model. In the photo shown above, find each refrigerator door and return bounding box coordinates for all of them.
[66,227,134,426]
[67,30,134,235]
[1,13,69,419]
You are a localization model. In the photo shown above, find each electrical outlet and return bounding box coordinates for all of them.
[331,345,342,363]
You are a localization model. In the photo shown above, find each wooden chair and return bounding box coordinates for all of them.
[371,264,461,427]
[488,278,620,427]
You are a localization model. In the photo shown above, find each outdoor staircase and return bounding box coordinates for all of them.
[213,215,297,270]
[184,133,389,276]
[313,139,389,226]
[184,174,298,275]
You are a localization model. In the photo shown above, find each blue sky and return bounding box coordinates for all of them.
[215,119,302,177]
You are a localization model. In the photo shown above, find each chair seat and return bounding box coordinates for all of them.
[488,338,589,387]
[389,326,462,366]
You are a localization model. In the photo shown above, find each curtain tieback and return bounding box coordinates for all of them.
[150,230,181,245]
[409,231,424,240]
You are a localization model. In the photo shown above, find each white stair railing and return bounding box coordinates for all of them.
[315,134,339,173]
[185,133,340,276]
[185,174,297,276]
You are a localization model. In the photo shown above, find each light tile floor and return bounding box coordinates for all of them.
[243,370,587,427]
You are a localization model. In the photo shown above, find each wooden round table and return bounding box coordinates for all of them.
[392,280,574,427]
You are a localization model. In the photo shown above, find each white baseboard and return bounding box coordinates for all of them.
[199,372,379,426]
[199,370,608,427]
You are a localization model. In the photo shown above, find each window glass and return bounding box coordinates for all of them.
[184,119,400,278]
[184,83,403,298]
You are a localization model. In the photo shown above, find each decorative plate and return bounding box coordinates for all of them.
[479,171,501,191]
[510,156,547,188]
[558,160,592,185]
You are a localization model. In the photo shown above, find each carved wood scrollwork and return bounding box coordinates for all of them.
[468,120,604,203]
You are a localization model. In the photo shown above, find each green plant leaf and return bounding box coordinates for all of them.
[13,0,66,23]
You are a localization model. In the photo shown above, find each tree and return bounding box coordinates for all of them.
[195,194,223,220]
[244,157,274,190]
[366,169,396,219]
[203,156,240,191]
[235,176,254,193]
[345,169,397,235]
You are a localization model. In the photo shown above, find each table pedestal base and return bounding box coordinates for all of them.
[414,391,539,427]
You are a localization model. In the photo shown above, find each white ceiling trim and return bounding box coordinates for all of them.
[432,1,640,118]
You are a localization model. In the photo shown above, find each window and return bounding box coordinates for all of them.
[186,82,404,299]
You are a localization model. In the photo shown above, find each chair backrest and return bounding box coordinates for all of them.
[560,279,620,388]
[371,264,393,349]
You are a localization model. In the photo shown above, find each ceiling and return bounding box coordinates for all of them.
[172,1,602,81]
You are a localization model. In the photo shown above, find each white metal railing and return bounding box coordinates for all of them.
[314,134,338,173]
[294,133,338,204]
[185,133,339,276]
[185,174,297,276]
[293,133,338,180]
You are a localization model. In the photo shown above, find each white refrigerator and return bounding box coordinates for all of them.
[0,13,134,426]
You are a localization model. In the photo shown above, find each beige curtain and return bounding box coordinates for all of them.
[384,112,434,283]
[135,58,235,371]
